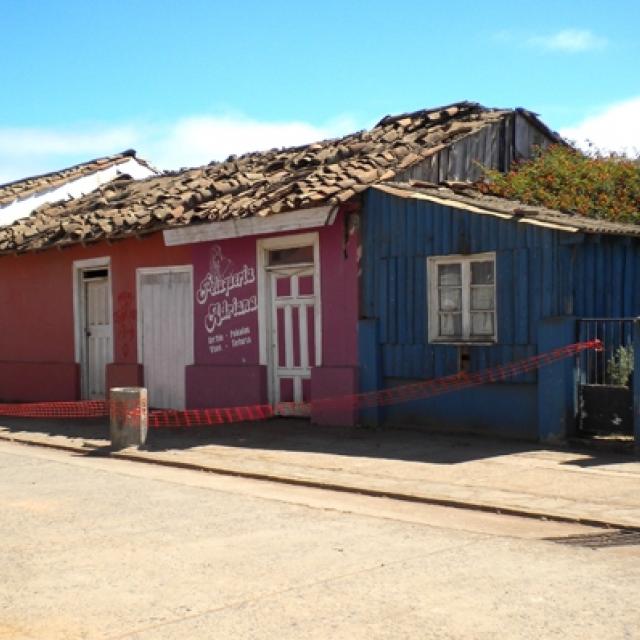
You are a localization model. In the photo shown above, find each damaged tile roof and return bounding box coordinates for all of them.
[375,181,640,237]
[0,102,557,254]
[0,150,154,207]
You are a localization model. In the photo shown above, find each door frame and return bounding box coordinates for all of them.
[256,232,322,405]
[72,256,113,399]
[136,265,195,405]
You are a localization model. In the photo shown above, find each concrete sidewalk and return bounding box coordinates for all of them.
[1,417,639,530]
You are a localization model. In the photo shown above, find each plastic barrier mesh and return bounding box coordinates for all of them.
[146,404,275,428]
[0,400,108,419]
[0,339,602,427]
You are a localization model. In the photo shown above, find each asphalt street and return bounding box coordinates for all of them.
[1,440,639,639]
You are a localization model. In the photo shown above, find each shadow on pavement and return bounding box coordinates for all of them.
[0,416,109,441]
[560,451,638,467]
[2,414,636,467]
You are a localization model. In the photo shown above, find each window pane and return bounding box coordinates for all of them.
[438,263,461,286]
[275,277,291,298]
[471,286,494,311]
[268,246,314,267]
[471,312,494,336]
[471,261,494,285]
[439,287,462,312]
[439,313,462,337]
[298,275,314,296]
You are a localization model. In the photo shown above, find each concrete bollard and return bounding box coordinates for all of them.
[109,387,148,450]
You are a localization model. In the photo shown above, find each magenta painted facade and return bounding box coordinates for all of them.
[185,207,360,425]
[193,238,260,365]
[186,233,264,410]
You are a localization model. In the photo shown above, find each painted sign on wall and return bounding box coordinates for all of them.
[194,241,259,364]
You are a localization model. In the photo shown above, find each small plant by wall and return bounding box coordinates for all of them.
[607,345,634,387]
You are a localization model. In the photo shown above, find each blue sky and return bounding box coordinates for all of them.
[1,0,639,182]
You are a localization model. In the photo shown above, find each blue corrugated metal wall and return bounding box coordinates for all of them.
[359,189,640,436]
[573,235,640,318]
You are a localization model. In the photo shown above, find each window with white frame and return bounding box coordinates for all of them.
[427,253,496,343]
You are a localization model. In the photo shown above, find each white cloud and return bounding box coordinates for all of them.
[0,113,358,184]
[561,96,640,155]
[0,126,138,157]
[494,28,607,53]
[144,113,357,170]
[0,124,142,184]
[527,29,607,53]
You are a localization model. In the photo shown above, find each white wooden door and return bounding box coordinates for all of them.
[82,276,111,399]
[138,268,193,409]
[269,267,317,412]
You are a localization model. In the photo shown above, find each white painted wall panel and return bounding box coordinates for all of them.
[84,278,111,399]
[138,268,193,410]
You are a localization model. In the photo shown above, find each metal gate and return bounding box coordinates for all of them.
[577,318,635,435]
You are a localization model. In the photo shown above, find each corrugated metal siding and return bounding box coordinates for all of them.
[573,236,640,317]
[362,190,640,386]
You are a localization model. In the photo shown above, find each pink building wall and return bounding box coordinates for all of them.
[0,234,191,401]
[187,207,360,425]
[0,208,360,425]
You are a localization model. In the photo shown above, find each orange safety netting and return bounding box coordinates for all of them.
[0,400,108,419]
[0,339,602,427]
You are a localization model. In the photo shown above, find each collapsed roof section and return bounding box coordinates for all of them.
[0,102,561,254]
[0,150,155,206]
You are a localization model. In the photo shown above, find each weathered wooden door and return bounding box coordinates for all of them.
[268,267,317,412]
[81,273,112,399]
[138,267,193,409]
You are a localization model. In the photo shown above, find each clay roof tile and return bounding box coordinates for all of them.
[0,102,563,254]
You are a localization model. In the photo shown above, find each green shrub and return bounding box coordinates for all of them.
[479,145,640,223]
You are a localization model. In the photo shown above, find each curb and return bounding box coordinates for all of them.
[2,431,639,534]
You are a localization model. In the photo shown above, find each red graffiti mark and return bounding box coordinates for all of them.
[114,292,136,360]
